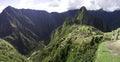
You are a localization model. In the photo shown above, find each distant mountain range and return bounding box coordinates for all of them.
[89,9,120,31]
[0,6,120,62]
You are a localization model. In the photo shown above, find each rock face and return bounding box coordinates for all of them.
[29,7,103,62]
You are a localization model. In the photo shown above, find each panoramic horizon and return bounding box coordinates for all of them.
[0,0,120,13]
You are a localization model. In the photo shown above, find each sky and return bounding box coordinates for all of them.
[0,0,120,13]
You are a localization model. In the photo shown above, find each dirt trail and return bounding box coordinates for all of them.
[105,40,120,56]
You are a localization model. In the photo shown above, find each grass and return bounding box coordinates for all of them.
[0,39,30,62]
[95,42,120,62]
[30,24,103,62]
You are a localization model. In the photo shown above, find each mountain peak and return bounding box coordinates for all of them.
[74,6,88,24]
[1,6,16,14]
[6,6,13,8]
[1,6,21,17]
[4,6,15,11]
[79,6,87,13]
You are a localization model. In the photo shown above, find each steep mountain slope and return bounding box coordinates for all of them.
[74,7,106,31]
[30,7,103,62]
[0,39,29,62]
[0,6,77,55]
[89,9,120,31]
[0,6,41,55]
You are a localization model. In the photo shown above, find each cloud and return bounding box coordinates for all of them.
[67,0,120,11]
[67,0,83,10]
[0,0,120,13]
[46,0,120,12]
[0,6,5,13]
[96,0,120,11]
[49,0,60,7]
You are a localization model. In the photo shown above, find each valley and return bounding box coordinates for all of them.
[0,6,120,62]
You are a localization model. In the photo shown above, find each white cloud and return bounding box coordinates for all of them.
[0,6,5,13]
[96,0,120,11]
[0,0,120,13]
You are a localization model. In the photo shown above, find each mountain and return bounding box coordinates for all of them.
[0,6,77,55]
[89,9,120,31]
[29,7,120,62]
[0,39,29,62]
[74,7,106,32]
[0,6,120,62]
[0,6,42,55]
[29,7,103,62]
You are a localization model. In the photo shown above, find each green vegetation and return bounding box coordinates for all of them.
[95,28,120,62]
[30,23,103,62]
[104,28,120,41]
[95,42,120,62]
[4,29,39,55]
[28,6,104,62]
[0,39,30,62]
[75,6,86,24]
[1,6,119,62]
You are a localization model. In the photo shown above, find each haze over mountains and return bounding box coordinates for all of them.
[0,6,120,62]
